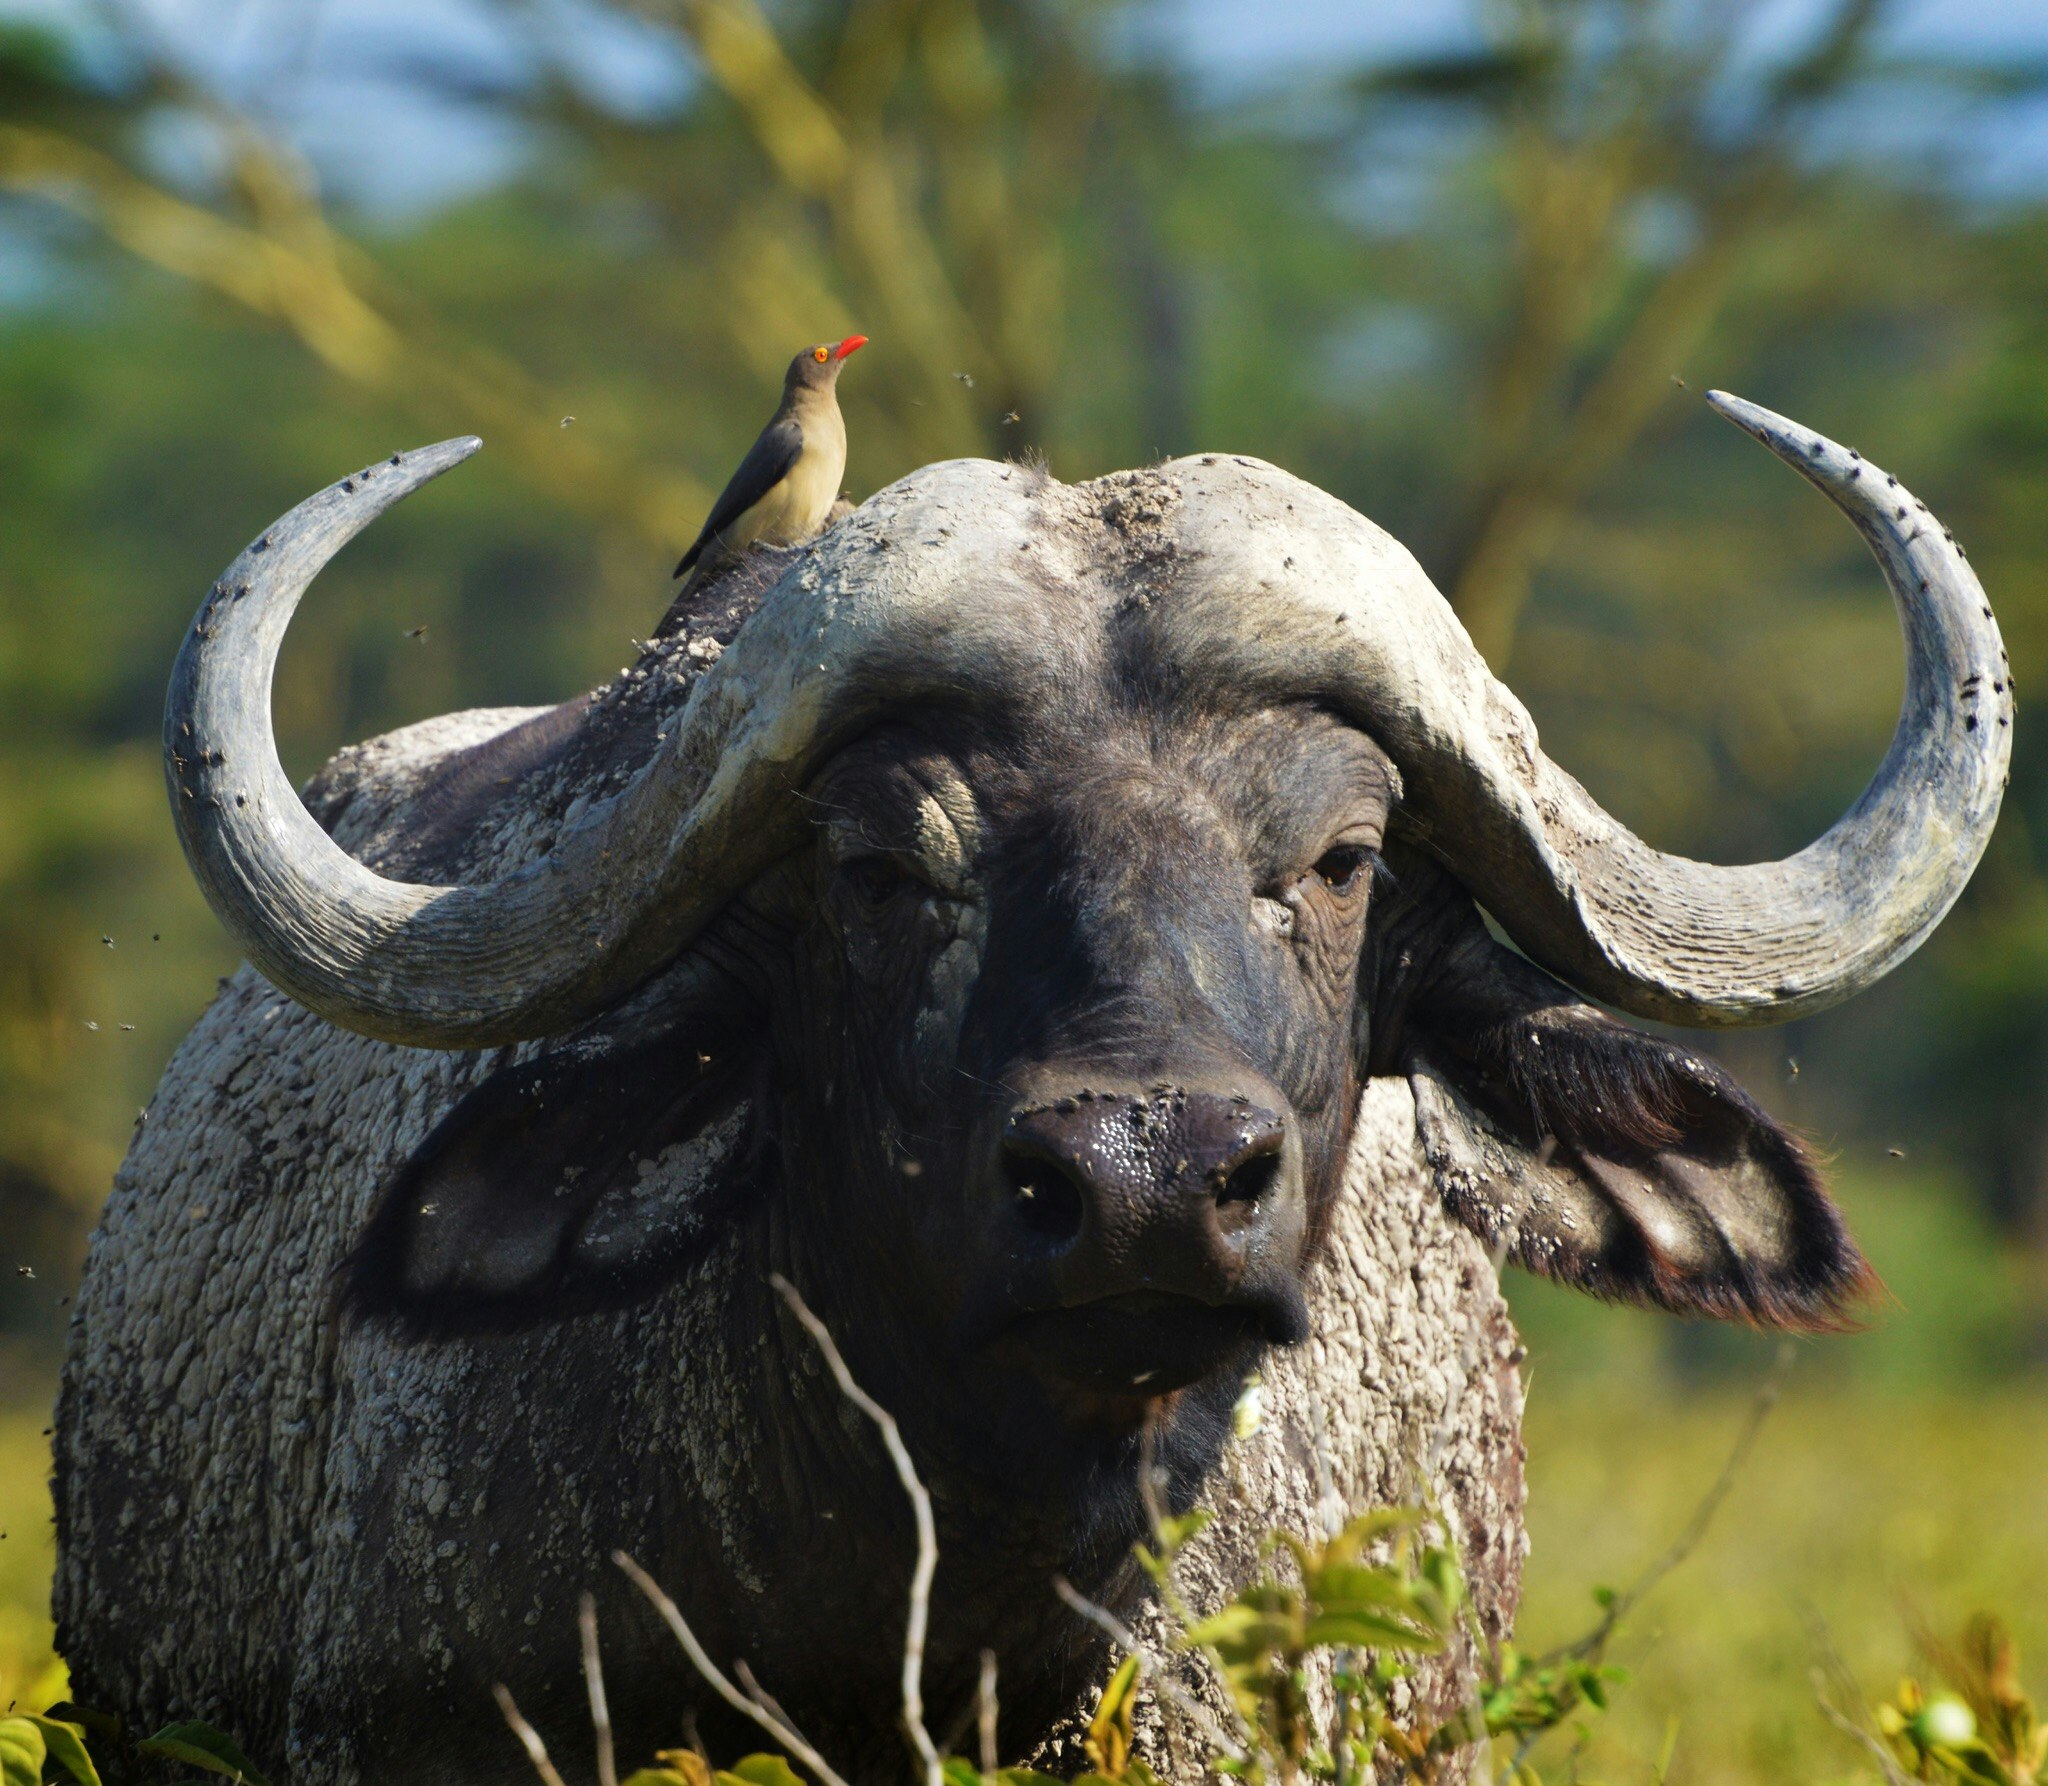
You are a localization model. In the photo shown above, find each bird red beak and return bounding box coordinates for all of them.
[833,334,869,360]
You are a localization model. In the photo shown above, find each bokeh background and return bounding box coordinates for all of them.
[3,0,2047,1777]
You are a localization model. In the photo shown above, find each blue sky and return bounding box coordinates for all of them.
[7,0,2048,217]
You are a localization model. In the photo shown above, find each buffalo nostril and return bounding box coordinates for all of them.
[1213,1140,1283,1238]
[1003,1146,1086,1245]
[1216,1146,1282,1209]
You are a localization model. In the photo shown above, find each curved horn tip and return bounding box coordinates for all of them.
[299,436,481,528]
[386,435,484,482]
[1705,390,1926,532]
[1706,388,1856,475]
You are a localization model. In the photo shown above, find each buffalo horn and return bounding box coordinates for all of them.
[1374,393,2012,1024]
[166,440,815,1046]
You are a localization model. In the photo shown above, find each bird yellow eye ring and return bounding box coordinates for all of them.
[813,347,829,362]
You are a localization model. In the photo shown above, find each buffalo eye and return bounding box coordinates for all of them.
[839,855,921,916]
[1310,845,1373,896]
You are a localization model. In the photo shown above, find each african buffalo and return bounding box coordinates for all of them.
[54,394,2008,1784]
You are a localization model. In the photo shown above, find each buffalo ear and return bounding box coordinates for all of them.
[1380,884,1873,1331]
[343,963,763,1334]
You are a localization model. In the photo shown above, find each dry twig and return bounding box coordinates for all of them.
[1803,1605,1917,1786]
[613,1550,853,1786]
[978,1648,1000,1777]
[579,1591,618,1786]
[1051,1576,1245,1762]
[1545,1339,1794,1668]
[734,1659,802,1739]
[770,1272,944,1786]
[493,1682,570,1786]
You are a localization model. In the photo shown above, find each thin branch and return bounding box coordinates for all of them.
[579,1592,618,1786]
[492,1683,570,1786]
[1133,1415,1254,1758]
[613,1550,853,1786]
[1135,1416,1198,1628]
[1051,1576,1246,1763]
[735,1658,802,1740]
[770,1272,943,1786]
[978,1648,999,1778]
[1803,1605,1917,1786]
[1815,1696,1915,1786]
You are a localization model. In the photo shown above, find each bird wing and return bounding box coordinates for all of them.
[674,415,806,577]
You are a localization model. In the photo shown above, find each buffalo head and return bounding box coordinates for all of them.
[160,398,2010,1475]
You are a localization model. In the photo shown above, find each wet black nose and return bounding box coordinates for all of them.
[1000,1086,1305,1314]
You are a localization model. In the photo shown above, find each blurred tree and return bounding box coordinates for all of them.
[2,0,2046,1365]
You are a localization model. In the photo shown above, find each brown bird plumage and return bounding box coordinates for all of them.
[673,334,867,581]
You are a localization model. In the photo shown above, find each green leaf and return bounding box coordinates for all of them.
[1325,1508,1426,1556]
[0,1717,47,1786]
[38,1705,121,1745]
[718,1755,806,1786]
[992,1770,1068,1786]
[1934,1738,2016,1786]
[1186,1593,1301,1659]
[1303,1611,1443,1655]
[1090,1654,1141,1733]
[1152,1510,1212,1551]
[648,1748,712,1786]
[1308,1563,1417,1613]
[621,1772,697,1786]
[26,1715,104,1786]
[137,1721,269,1784]
[942,1758,983,1786]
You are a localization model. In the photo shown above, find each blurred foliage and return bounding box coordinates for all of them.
[1,0,2047,1365]
[1864,1618,2048,1785]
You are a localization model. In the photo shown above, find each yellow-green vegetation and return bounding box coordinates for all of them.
[4,1371,2044,1781]
[1497,1161,2048,1781]
[0,1405,61,1719]
[1514,1382,2048,1784]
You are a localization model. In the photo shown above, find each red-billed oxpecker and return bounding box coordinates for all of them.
[673,334,868,584]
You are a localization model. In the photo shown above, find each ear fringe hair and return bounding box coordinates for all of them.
[1499,1182,1880,1335]
[1457,1011,1879,1333]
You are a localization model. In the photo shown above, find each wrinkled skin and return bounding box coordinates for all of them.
[772,705,1394,1429]
[60,489,1871,1784]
